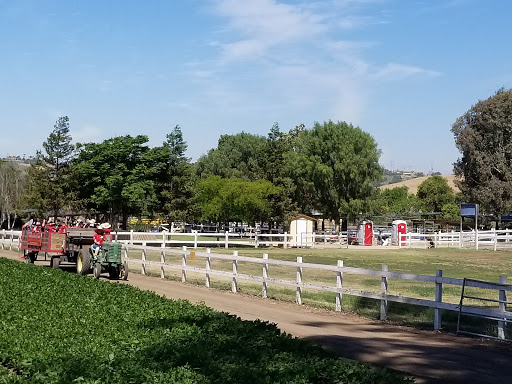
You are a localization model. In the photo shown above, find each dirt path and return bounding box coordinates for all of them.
[2,249,511,383]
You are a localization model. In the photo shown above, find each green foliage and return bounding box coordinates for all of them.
[441,202,460,221]
[73,135,157,227]
[21,116,76,216]
[416,175,454,213]
[452,88,512,218]
[287,121,382,222]
[0,259,411,384]
[0,161,25,228]
[375,187,423,216]
[195,176,281,223]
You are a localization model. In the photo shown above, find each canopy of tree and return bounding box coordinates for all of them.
[452,88,512,219]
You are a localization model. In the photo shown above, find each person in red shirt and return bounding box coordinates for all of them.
[92,228,106,256]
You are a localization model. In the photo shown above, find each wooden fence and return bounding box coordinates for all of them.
[123,243,512,340]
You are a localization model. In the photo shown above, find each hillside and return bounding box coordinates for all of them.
[379,175,460,195]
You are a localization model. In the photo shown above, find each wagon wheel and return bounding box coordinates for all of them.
[51,256,60,269]
[93,263,102,279]
[23,250,30,263]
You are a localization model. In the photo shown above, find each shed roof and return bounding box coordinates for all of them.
[289,214,318,222]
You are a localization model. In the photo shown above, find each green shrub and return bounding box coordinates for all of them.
[0,259,412,383]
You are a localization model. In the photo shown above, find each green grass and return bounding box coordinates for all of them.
[0,258,412,384]
[129,246,512,332]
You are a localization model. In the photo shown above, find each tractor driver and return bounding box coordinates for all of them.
[92,227,106,256]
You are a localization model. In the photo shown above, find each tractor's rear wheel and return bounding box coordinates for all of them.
[51,256,60,269]
[120,261,129,280]
[93,263,102,279]
[77,249,91,275]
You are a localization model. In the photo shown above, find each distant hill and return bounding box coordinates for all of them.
[379,175,460,195]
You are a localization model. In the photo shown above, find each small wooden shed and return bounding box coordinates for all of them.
[289,214,317,247]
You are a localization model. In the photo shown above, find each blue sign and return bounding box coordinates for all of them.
[460,203,479,218]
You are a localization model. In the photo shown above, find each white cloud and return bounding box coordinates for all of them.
[73,124,102,144]
[373,63,441,82]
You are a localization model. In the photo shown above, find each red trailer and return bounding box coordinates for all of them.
[20,228,112,270]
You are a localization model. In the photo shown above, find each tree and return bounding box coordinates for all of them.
[376,186,423,216]
[149,125,193,221]
[287,120,382,223]
[452,88,512,219]
[0,161,25,229]
[416,175,455,213]
[195,132,267,181]
[72,135,156,228]
[22,116,75,217]
[195,176,280,224]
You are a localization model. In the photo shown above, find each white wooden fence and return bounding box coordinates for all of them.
[123,243,511,339]
[399,229,512,250]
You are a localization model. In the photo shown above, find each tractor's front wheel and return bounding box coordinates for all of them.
[108,265,120,279]
[93,263,102,279]
[77,249,91,275]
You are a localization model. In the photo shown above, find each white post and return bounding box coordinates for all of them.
[283,232,288,249]
[1,229,4,250]
[498,275,507,339]
[336,260,343,312]
[232,251,238,293]
[434,270,442,330]
[194,231,198,249]
[142,247,146,276]
[162,231,166,248]
[399,233,402,249]
[475,228,479,250]
[225,231,229,249]
[493,228,497,252]
[254,233,258,248]
[205,248,211,288]
[458,229,462,249]
[124,248,128,262]
[160,250,165,279]
[262,253,268,298]
[182,246,187,283]
[408,233,412,248]
[130,229,134,245]
[296,256,303,305]
[10,229,13,251]
[380,264,388,321]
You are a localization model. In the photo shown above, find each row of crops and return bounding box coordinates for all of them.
[0,258,412,383]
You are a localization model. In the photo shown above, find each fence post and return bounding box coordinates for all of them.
[493,228,497,252]
[182,246,187,283]
[130,229,134,245]
[232,251,238,293]
[498,275,507,339]
[10,229,14,251]
[205,248,211,288]
[336,260,343,312]
[475,228,479,250]
[408,233,412,249]
[142,245,146,276]
[283,232,288,249]
[162,231,166,248]
[254,233,259,248]
[160,250,165,279]
[262,253,268,298]
[296,257,303,305]
[458,229,462,249]
[1,229,4,250]
[225,231,229,249]
[434,270,443,330]
[434,232,438,249]
[194,231,198,249]
[380,264,388,321]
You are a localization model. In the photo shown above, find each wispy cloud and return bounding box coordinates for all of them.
[188,0,440,125]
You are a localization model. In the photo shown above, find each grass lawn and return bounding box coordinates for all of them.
[127,246,512,334]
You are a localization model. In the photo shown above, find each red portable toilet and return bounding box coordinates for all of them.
[357,221,373,246]
[392,220,407,246]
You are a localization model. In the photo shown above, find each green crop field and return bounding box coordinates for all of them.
[0,258,411,384]
[129,246,512,331]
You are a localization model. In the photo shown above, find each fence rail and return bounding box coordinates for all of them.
[122,243,511,339]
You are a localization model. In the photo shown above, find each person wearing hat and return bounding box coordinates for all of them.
[91,227,106,256]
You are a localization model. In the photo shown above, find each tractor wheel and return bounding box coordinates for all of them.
[23,250,30,263]
[77,249,91,275]
[108,265,120,279]
[93,263,102,279]
[120,261,129,280]
[29,252,38,263]
[51,256,60,269]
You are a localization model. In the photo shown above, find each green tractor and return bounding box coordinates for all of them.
[77,242,128,280]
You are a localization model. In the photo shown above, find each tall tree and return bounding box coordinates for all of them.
[287,120,382,223]
[22,116,75,217]
[149,125,193,221]
[452,88,512,220]
[195,132,267,181]
[416,175,455,213]
[0,161,25,229]
[73,135,156,228]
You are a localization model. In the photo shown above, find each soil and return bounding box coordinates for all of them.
[1,249,511,384]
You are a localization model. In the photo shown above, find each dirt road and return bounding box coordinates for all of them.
[2,249,511,383]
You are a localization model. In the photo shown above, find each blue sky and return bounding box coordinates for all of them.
[1,0,511,174]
